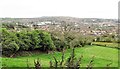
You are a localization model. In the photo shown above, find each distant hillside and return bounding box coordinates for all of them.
[0,16,118,24]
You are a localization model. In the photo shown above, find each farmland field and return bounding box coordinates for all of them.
[2,45,118,67]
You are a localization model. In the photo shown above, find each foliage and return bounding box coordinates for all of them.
[2,23,16,29]
[96,34,119,43]
[2,29,55,56]
[34,59,41,69]
[2,41,19,57]
[2,28,20,56]
[39,32,55,51]
[51,31,94,51]
[2,27,95,57]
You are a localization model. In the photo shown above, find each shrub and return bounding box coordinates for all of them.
[39,32,55,51]
[2,29,55,56]
[2,41,19,57]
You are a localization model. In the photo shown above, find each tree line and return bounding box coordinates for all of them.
[1,28,94,57]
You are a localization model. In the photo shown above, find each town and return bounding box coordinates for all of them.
[1,16,118,36]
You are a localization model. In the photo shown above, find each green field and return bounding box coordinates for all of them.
[2,45,118,67]
[92,42,119,49]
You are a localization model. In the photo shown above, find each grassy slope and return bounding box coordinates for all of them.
[2,45,118,67]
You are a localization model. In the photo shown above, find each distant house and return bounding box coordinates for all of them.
[33,22,49,30]
[33,22,46,27]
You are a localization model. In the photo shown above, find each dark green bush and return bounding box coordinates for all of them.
[2,29,55,56]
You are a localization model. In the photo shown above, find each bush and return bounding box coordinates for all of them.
[51,31,67,51]
[2,29,55,56]
[2,28,20,56]
[2,41,19,57]
[39,32,55,51]
[96,34,119,43]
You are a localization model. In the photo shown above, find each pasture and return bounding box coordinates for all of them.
[2,45,118,67]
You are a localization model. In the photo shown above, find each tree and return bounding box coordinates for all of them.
[40,32,55,51]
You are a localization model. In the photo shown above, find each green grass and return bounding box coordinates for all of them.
[92,42,119,48]
[2,45,118,67]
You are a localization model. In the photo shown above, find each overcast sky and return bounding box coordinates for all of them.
[0,0,119,19]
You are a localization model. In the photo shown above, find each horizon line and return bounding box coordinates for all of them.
[0,16,118,19]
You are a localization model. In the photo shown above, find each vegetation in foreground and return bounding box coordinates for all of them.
[2,46,118,67]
